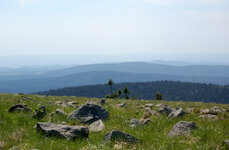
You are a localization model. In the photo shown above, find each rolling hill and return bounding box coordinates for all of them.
[1,62,229,93]
[1,71,229,94]
[44,62,229,77]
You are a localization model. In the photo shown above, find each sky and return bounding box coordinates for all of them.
[0,0,229,66]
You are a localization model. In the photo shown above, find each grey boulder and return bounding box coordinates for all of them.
[130,119,143,127]
[169,121,197,136]
[158,104,174,115]
[8,104,32,112]
[102,130,141,144]
[36,122,89,140]
[68,101,109,124]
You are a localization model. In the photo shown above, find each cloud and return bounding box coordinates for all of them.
[202,0,226,5]
[7,0,54,7]
[127,0,227,6]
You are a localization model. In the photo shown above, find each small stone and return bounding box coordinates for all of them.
[144,104,153,107]
[150,110,160,117]
[54,101,63,105]
[9,146,20,150]
[87,100,97,105]
[55,109,67,116]
[210,107,222,115]
[88,119,105,132]
[155,103,163,107]
[158,104,174,115]
[62,102,74,107]
[130,118,143,127]
[169,121,197,136]
[61,121,68,125]
[168,108,185,118]
[143,118,151,125]
[199,114,217,119]
[99,99,106,105]
[102,130,141,144]
[186,108,194,113]
[117,103,126,107]
[200,109,210,114]
[201,107,222,115]
[68,101,78,105]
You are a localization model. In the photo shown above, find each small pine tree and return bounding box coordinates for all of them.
[117,89,122,99]
[123,87,129,99]
[107,79,114,98]
[155,92,162,100]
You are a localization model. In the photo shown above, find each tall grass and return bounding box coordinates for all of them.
[0,94,228,149]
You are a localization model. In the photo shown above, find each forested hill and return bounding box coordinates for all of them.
[36,81,229,104]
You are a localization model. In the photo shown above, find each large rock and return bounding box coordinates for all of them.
[169,121,197,136]
[88,120,105,132]
[168,108,185,117]
[36,122,89,140]
[8,104,32,112]
[102,130,141,144]
[68,101,109,124]
[158,104,174,115]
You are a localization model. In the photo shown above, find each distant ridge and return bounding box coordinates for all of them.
[1,62,229,93]
[45,62,229,77]
[1,71,229,93]
[36,81,229,104]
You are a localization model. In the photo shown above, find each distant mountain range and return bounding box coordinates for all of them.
[36,81,229,104]
[0,62,229,93]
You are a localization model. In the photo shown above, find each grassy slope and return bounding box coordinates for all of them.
[0,93,229,150]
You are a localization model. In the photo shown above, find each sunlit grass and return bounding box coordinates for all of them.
[0,94,229,149]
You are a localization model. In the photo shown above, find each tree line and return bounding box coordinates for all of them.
[35,80,229,103]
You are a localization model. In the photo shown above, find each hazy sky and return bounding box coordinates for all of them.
[0,0,229,65]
